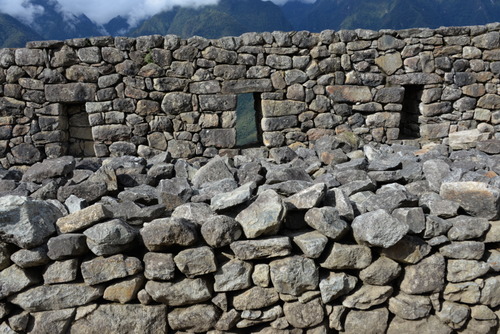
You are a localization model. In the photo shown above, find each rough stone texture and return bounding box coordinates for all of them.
[283,298,324,329]
[304,206,349,240]
[235,189,286,239]
[230,237,292,260]
[140,218,198,251]
[0,196,61,248]
[56,203,111,234]
[440,182,500,219]
[387,316,453,334]
[233,286,279,310]
[359,256,401,285]
[214,259,253,292]
[84,219,137,256]
[269,255,318,296]
[344,308,389,334]
[400,254,445,294]
[70,304,167,334]
[319,272,357,303]
[201,215,242,248]
[145,278,211,306]
[343,285,393,309]
[168,304,220,333]
[80,254,142,285]
[9,283,104,312]
[321,243,372,270]
[389,292,432,320]
[173,246,217,277]
[0,265,39,299]
[352,209,409,248]
[143,252,175,281]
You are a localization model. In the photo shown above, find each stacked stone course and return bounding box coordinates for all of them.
[0,139,500,333]
[0,24,500,166]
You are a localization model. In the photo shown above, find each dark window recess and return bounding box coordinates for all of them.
[236,93,262,147]
[67,104,95,157]
[399,85,423,139]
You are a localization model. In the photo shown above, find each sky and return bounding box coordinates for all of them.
[0,0,316,27]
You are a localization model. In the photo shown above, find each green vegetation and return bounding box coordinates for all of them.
[0,14,42,48]
[236,93,259,147]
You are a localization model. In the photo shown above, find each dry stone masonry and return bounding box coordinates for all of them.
[0,24,500,166]
[0,24,500,333]
[0,137,500,333]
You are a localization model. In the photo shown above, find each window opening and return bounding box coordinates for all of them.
[399,85,423,139]
[236,93,262,147]
[67,104,95,157]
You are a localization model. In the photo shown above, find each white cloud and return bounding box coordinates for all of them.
[0,0,44,24]
[54,0,221,26]
[0,0,317,27]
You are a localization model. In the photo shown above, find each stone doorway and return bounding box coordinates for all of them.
[66,104,95,157]
[399,85,423,139]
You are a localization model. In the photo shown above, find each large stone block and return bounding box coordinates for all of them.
[261,100,306,117]
[221,79,273,93]
[200,128,236,148]
[45,83,96,103]
[326,85,372,103]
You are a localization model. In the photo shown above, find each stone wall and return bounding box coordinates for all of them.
[1,24,500,167]
[1,140,500,333]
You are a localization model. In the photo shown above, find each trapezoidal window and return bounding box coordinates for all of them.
[236,93,262,147]
[66,104,95,157]
[399,85,423,139]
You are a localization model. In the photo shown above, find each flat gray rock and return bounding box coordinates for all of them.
[9,283,104,312]
[236,189,286,239]
[0,195,61,248]
[304,206,349,240]
[145,278,212,306]
[352,209,409,248]
[269,255,318,296]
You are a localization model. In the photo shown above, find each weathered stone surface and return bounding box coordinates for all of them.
[30,308,75,334]
[201,215,242,248]
[480,276,500,307]
[444,282,481,304]
[9,284,104,312]
[56,203,111,234]
[436,301,470,329]
[447,260,490,282]
[70,304,167,334]
[343,285,393,309]
[352,209,409,248]
[304,206,349,240]
[145,278,211,306]
[233,287,280,310]
[0,265,39,299]
[211,181,256,211]
[344,308,389,334]
[283,298,324,329]
[47,234,88,260]
[440,182,500,219]
[103,275,144,303]
[168,304,220,333]
[292,231,328,259]
[400,254,445,294]
[236,189,286,239]
[231,237,291,260]
[319,272,357,303]
[214,259,253,292]
[321,243,372,270]
[261,100,306,117]
[375,52,403,75]
[380,235,432,264]
[45,83,96,103]
[0,196,61,248]
[43,259,78,284]
[440,241,484,260]
[84,219,137,256]
[10,246,49,268]
[140,218,198,251]
[389,292,432,320]
[285,183,326,210]
[143,252,175,281]
[173,246,217,277]
[22,156,75,183]
[446,215,490,241]
[359,256,401,285]
[269,255,318,296]
[200,128,236,148]
[387,316,453,334]
[81,254,142,285]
